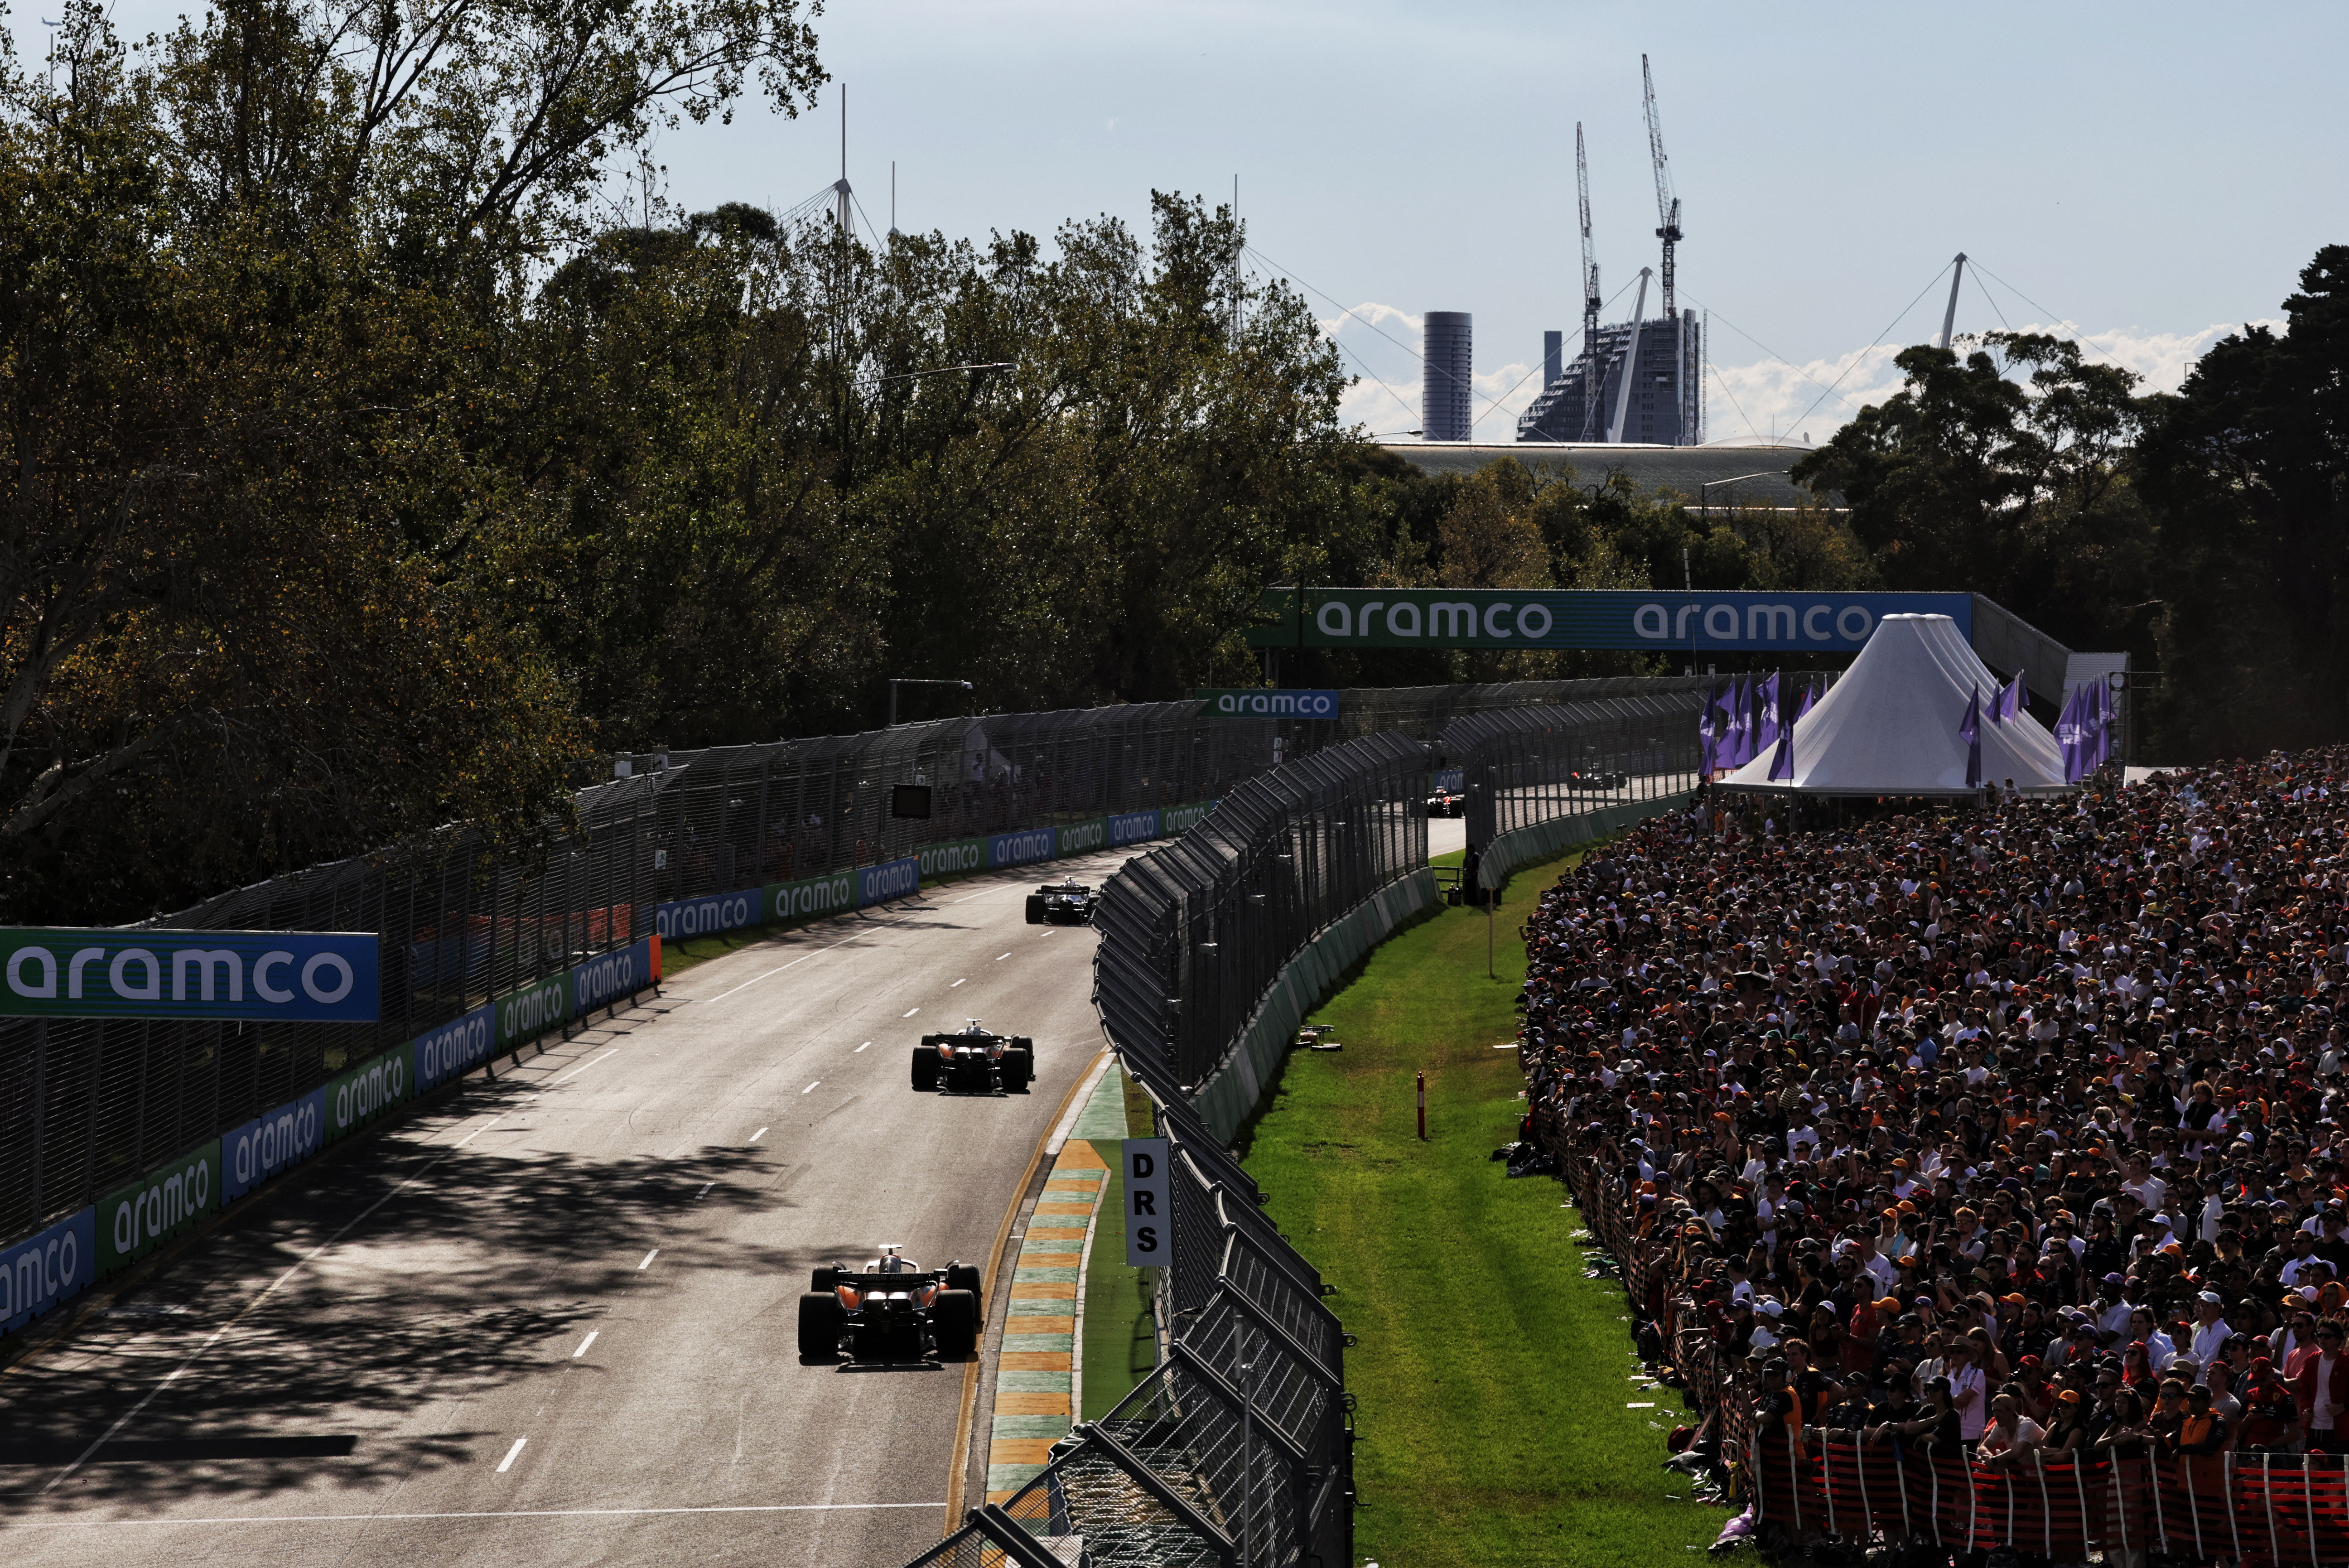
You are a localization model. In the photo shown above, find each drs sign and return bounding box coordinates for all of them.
[1123,1138,1168,1268]
[0,929,379,1023]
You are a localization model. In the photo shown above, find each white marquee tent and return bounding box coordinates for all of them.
[1720,613,2067,796]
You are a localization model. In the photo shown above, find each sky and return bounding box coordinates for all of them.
[14,0,2344,446]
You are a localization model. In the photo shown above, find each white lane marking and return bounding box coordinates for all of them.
[637,1249,659,1270]
[697,909,933,1005]
[749,1127,768,1142]
[694,1182,713,1199]
[854,1042,869,1052]
[801,1081,820,1095]
[554,1047,622,1085]
[949,978,966,988]
[496,1438,528,1472]
[573,1331,598,1358]
[7,1501,950,1529]
[996,953,1010,961]
[454,1112,516,1149]
[902,1007,919,1017]
[39,1132,483,1495]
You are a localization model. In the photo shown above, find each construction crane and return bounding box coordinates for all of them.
[1642,54,1681,320]
[1577,122,1603,441]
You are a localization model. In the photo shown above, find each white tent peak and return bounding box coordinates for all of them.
[1722,613,2066,795]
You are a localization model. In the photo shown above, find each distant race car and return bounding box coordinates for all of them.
[799,1247,984,1361]
[912,1019,1035,1094]
[1426,790,1465,818]
[1026,878,1097,925]
[1568,769,1628,791]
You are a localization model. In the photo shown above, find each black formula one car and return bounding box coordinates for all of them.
[912,1019,1034,1094]
[1426,790,1465,818]
[798,1247,984,1361]
[1025,878,1097,925]
[1567,769,1628,791]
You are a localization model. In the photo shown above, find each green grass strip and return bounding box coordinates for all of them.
[1240,842,1731,1568]
[1081,1155,1159,1420]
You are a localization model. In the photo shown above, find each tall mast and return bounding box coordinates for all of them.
[1642,55,1681,320]
[1939,253,1969,349]
[1577,122,1602,442]
[834,85,851,233]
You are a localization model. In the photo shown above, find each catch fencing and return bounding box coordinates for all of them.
[911,1064,1353,1568]
[0,676,1711,1327]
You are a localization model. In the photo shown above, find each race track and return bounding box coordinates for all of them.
[0,852,1137,1566]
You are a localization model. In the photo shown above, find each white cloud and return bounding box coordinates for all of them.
[1315,304,2287,450]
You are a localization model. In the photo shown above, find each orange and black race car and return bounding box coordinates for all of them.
[912,1019,1034,1095]
[798,1247,983,1361]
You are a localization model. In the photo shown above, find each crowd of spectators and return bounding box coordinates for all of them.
[1520,755,2349,1554]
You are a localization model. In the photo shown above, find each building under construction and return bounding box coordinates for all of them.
[1513,56,1703,448]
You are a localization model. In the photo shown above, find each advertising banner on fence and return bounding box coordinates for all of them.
[572,935,654,1017]
[1160,801,1217,835]
[1245,588,1971,652]
[97,1140,218,1275]
[1105,809,1160,847]
[326,1046,412,1143]
[0,1206,94,1335]
[221,1085,327,1203]
[765,869,857,925]
[858,856,919,906]
[651,887,760,942]
[916,837,987,880]
[989,827,1055,869]
[493,974,571,1053]
[1194,688,1341,719]
[415,1001,495,1091]
[0,929,380,1023]
[1054,820,1107,857]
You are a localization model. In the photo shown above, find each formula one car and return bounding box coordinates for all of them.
[1025,878,1097,925]
[798,1247,984,1361]
[912,1020,1034,1094]
[1567,769,1628,791]
[1426,790,1466,818]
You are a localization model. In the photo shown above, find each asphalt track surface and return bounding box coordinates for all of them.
[0,850,1142,1566]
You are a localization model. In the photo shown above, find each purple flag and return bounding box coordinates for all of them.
[1795,677,1818,720]
[1698,678,1725,775]
[1768,698,1795,782]
[1724,674,1751,768]
[2056,683,2092,783]
[1994,671,2026,723]
[2084,678,2112,772]
[1752,673,1780,760]
[1959,688,1982,789]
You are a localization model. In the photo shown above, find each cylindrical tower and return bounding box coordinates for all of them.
[1422,311,1472,441]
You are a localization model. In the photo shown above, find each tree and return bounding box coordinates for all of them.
[2136,246,2349,756]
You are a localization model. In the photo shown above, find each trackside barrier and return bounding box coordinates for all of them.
[1751,1436,2349,1567]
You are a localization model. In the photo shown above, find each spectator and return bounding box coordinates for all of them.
[1977,1391,2047,1469]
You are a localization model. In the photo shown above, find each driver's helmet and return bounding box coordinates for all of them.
[879,1244,916,1274]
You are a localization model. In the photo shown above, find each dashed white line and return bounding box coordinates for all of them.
[750,1127,768,1142]
[554,1047,622,1084]
[573,1331,598,1358]
[694,1182,713,1200]
[996,953,1010,961]
[949,978,966,988]
[902,1007,919,1018]
[854,1042,870,1052]
[802,1081,820,1095]
[697,910,935,1004]
[496,1438,528,1472]
[637,1249,660,1271]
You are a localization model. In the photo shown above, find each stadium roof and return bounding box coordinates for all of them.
[1377,441,1828,507]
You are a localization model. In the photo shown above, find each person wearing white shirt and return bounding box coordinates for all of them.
[2128,1307,2178,1372]
[2186,1292,2232,1375]
[2097,1280,2137,1340]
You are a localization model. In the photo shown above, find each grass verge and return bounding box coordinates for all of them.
[1241,842,1729,1568]
[1080,1158,1158,1420]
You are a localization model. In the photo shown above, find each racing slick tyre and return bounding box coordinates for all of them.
[934,1289,979,1358]
[810,1266,839,1293]
[945,1264,983,1298]
[1002,1052,1033,1093]
[1024,895,1046,925]
[912,1047,940,1091]
[797,1292,845,1360]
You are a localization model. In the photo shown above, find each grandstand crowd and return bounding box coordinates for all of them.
[1524,754,2349,1558]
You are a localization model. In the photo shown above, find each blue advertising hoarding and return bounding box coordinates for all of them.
[0,929,379,1023]
[572,936,656,1017]
[415,1001,496,1092]
[0,1207,95,1335]
[857,856,919,905]
[651,887,761,941]
[989,827,1056,869]
[1106,809,1160,847]
[1244,589,1971,652]
[221,1086,328,1202]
